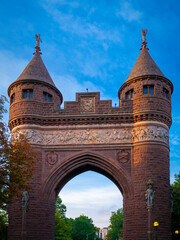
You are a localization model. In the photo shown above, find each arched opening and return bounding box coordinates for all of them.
[43,152,133,197]
[43,152,133,239]
[57,170,123,239]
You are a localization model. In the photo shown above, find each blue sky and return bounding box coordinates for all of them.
[0,0,180,228]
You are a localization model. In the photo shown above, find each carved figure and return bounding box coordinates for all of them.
[22,190,29,212]
[132,129,138,141]
[132,126,168,144]
[35,34,42,47]
[142,29,147,42]
[145,180,155,210]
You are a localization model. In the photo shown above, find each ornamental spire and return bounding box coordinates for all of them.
[34,34,42,54]
[140,29,149,50]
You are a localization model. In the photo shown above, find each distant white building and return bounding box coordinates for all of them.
[97,227,108,239]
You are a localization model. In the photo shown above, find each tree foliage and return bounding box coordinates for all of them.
[55,196,67,218]
[72,215,96,240]
[55,211,72,240]
[0,95,36,208]
[0,209,8,240]
[55,196,72,240]
[106,208,123,240]
[171,172,180,237]
[55,196,99,240]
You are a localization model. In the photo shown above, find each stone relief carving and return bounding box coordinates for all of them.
[12,128,131,145]
[132,126,168,144]
[46,152,58,165]
[80,97,95,113]
[117,150,130,164]
[12,125,169,146]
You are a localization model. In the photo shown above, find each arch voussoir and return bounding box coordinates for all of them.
[42,151,133,199]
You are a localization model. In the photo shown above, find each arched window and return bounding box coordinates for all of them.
[22,89,33,99]
[163,88,169,98]
[10,93,15,104]
[43,92,52,102]
[125,89,134,99]
[143,85,154,95]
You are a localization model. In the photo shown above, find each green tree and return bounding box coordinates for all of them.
[171,172,180,238]
[0,209,8,240]
[55,196,72,240]
[72,215,96,240]
[55,211,72,240]
[0,95,36,208]
[106,208,123,240]
[55,196,67,218]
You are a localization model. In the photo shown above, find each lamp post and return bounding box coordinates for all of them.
[175,230,179,240]
[153,222,159,240]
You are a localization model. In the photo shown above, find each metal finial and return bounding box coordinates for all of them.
[140,29,149,50]
[34,34,42,54]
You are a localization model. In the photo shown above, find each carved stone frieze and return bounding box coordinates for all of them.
[12,128,132,145]
[132,126,169,144]
[12,125,169,145]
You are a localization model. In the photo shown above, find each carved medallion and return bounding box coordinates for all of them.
[117,150,130,164]
[80,97,95,113]
[46,152,58,165]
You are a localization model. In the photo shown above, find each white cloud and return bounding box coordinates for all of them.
[0,50,28,97]
[172,116,180,123]
[41,1,121,42]
[53,73,104,101]
[0,51,29,123]
[116,2,142,22]
[60,185,123,228]
[170,134,180,145]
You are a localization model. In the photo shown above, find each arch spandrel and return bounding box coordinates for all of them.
[42,151,134,199]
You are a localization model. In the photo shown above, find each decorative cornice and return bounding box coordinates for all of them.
[8,111,172,130]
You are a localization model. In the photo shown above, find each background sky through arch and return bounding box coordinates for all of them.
[60,171,123,228]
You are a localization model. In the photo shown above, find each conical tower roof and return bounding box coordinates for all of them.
[8,35,63,103]
[126,32,165,82]
[15,50,55,87]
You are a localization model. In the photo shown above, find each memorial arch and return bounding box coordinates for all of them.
[8,34,173,239]
[43,151,133,197]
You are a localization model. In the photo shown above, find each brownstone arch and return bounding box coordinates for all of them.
[43,151,133,197]
[8,37,173,240]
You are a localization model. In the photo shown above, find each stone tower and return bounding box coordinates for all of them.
[8,44,63,126]
[8,33,173,240]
